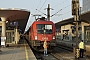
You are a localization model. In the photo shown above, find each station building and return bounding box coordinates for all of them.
[55,0,90,43]
[55,18,90,43]
[0,9,30,46]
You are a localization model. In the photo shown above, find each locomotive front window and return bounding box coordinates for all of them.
[37,24,52,34]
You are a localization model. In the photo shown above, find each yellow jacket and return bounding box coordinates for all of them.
[79,42,84,49]
[43,41,48,48]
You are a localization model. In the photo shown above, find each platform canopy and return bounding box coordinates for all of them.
[55,10,90,28]
[81,11,90,23]
[0,8,30,33]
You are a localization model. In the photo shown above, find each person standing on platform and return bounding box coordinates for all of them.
[43,40,48,56]
[79,40,85,58]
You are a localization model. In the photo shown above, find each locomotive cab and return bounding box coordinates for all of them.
[29,19,56,52]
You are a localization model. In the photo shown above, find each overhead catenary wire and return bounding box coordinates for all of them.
[25,0,85,32]
[53,0,90,19]
[34,0,47,16]
[52,0,90,22]
[35,0,42,13]
[53,0,67,8]
[36,9,47,16]
[52,10,72,21]
[35,0,71,18]
[51,3,71,22]
[51,4,71,17]
[36,4,71,18]
[34,0,82,22]
[37,0,42,9]
[35,0,83,18]
[51,0,81,19]
[39,0,47,10]
[52,0,81,19]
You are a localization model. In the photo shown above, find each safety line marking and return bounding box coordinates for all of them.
[25,44,29,60]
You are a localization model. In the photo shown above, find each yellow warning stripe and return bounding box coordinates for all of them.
[25,44,29,60]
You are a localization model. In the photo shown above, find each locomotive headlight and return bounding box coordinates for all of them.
[35,36,37,40]
[53,36,55,39]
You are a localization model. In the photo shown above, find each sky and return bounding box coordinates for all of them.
[0,0,82,32]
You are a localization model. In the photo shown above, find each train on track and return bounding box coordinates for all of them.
[26,17,56,52]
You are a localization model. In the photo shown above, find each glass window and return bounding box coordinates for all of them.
[37,24,52,34]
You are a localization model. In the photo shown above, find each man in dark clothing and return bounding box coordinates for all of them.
[79,40,85,58]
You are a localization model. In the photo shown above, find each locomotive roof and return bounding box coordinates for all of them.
[33,20,54,23]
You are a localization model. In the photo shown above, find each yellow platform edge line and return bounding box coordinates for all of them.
[25,44,29,60]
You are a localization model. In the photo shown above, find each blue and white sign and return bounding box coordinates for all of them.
[10,22,18,26]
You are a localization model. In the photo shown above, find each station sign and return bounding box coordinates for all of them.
[10,22,18,26]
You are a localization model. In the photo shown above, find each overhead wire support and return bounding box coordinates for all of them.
[37,4,54,21]
[36,9,47,16]
[31,14,41,20]
[44,4,54,21]
[37,4,71,21]
[47,4,50,20]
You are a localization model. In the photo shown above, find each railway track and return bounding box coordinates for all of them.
[29,43,74,60]
[57,44,73,52]
[25,37,90,60]
[50,53,64,60]
[57,44,90,60]
[51,53,79,60]
[32,47,74,60]
[32,46,90,60]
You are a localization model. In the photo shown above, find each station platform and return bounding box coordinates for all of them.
[56,40,90,60]
[58,52,87,60]
[0,44,37,60]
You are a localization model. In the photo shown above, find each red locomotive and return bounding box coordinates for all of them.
[28,17,56,52]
